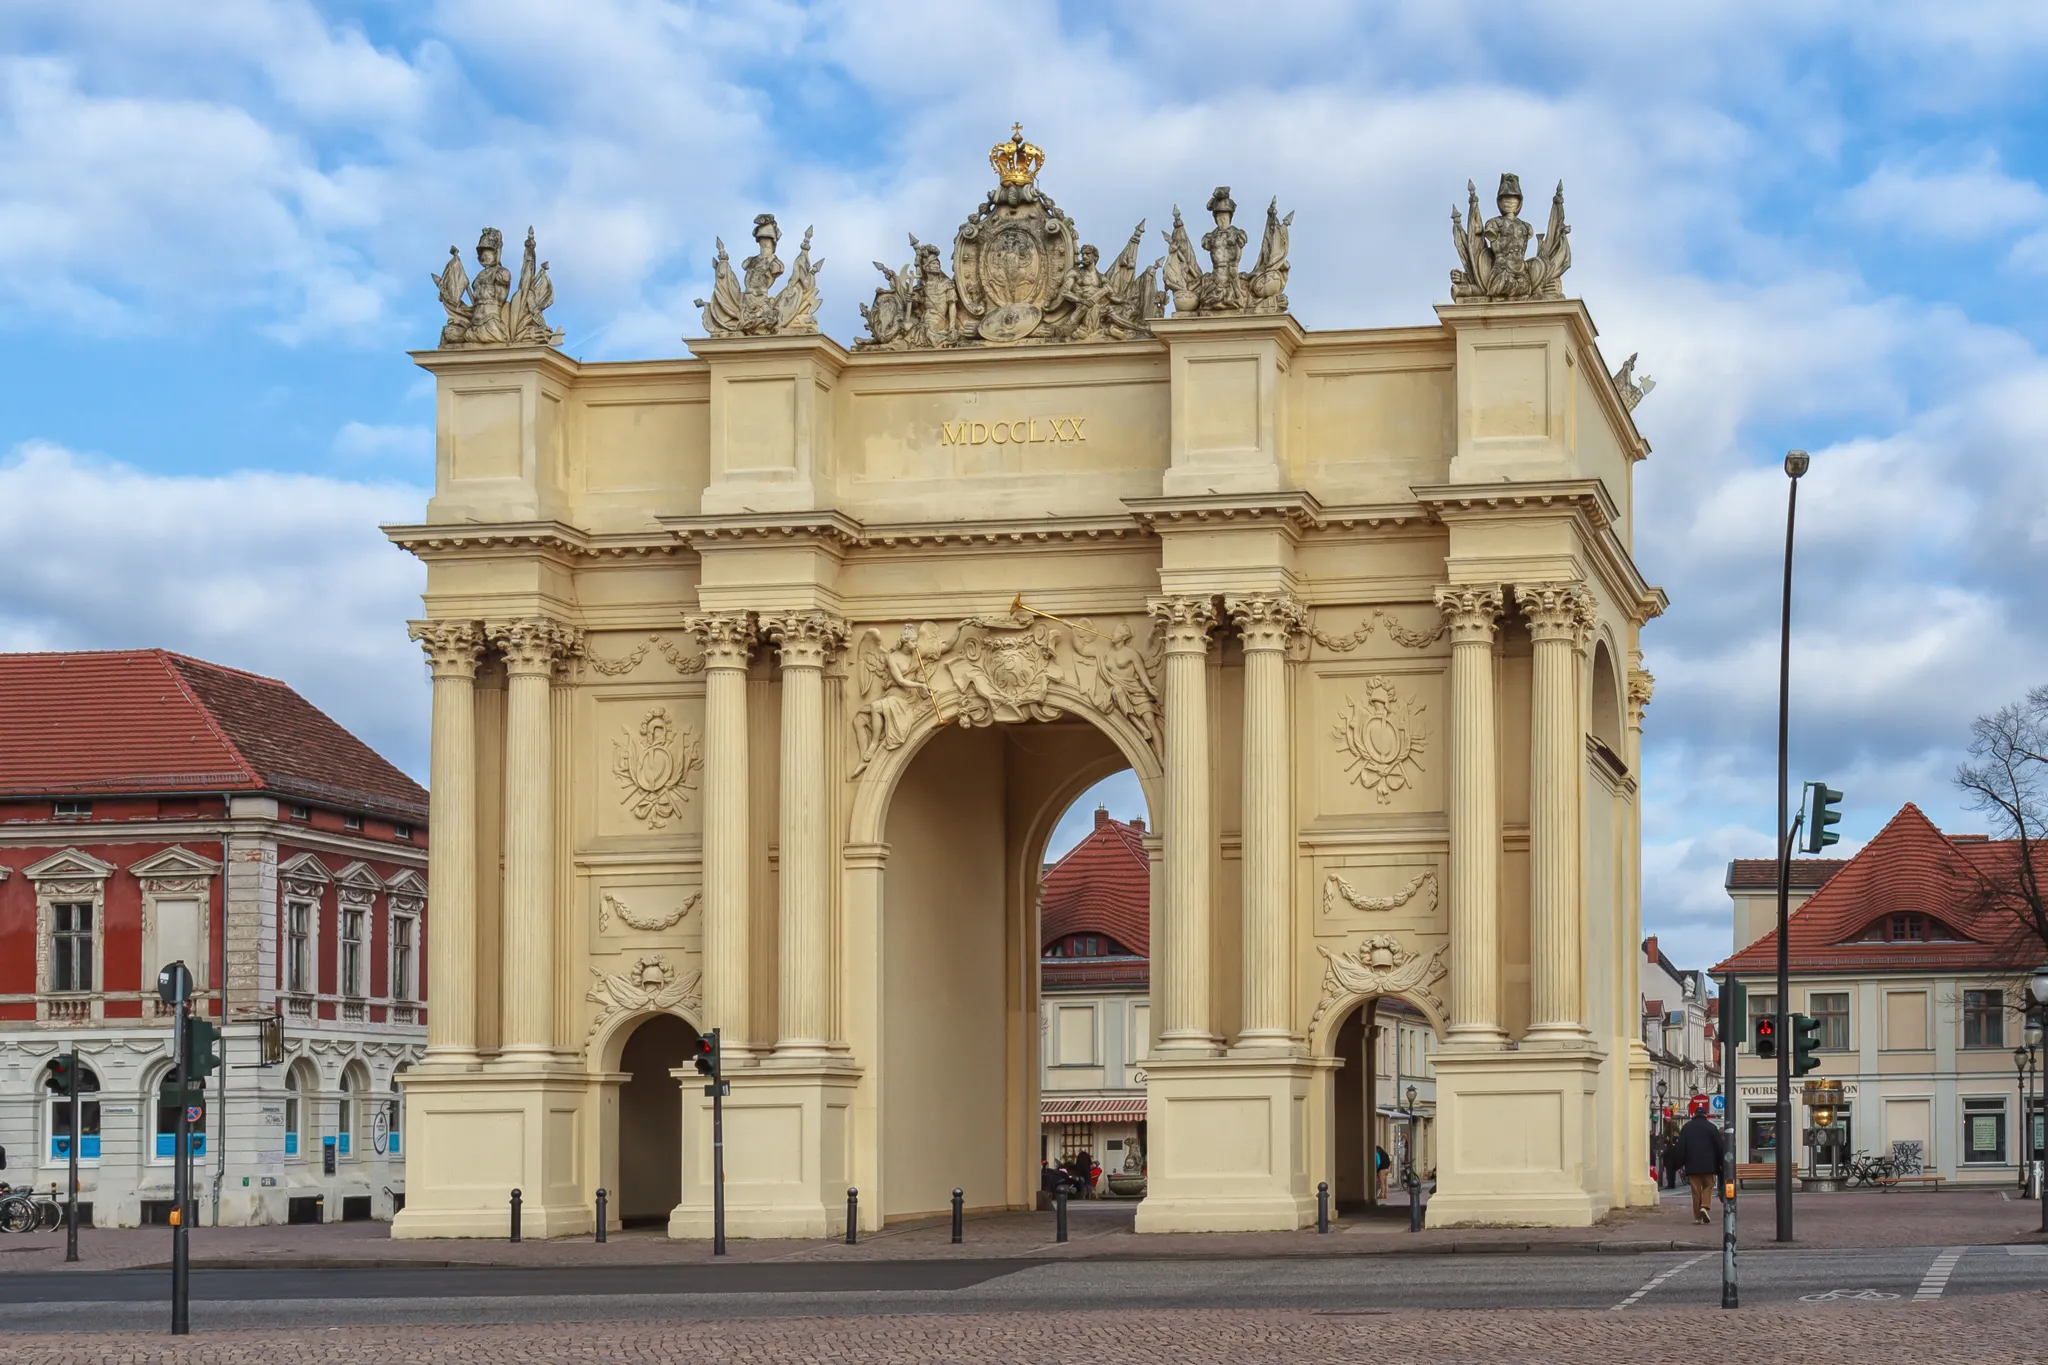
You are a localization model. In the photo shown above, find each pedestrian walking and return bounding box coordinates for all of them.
[1678,1098,1724,1224]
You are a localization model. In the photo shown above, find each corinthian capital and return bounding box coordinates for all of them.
[1148,595,1219,654]
[764,610,848,669]
[1627,667,1655,722]
[684,612,758,670]
[487,617,581,676]
[408,619,485,678]
[1225,593,1306,652]
[1515,581,1595,645]
[1432,584,1504,645]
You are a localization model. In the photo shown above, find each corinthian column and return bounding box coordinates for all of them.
[1433,585,1505,1044]
[1227,593,1303,1050]
[1518,582,1594,1042]
[489,617,578,1061]
[1150,595,1219,1054]
[765,611,846,1058]
[410,620,484,1062]
[686,612,758,1057]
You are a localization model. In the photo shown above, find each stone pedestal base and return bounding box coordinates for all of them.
[1423,1044,1608,1228]
[390,1062,592,1240]
[1625,1040,1659,1209]
[1134,1056,1332,1233]
[669,1063,860,1240]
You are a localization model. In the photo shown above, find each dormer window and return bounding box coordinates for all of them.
[343,814,363,832]
[1855,913,1956,943]
[53,800,91,819]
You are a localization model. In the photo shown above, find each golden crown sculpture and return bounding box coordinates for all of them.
[990,123,1044,187]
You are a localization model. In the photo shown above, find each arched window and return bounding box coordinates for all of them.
[338,1063,370,1159]
[1590,641,1623,754]
[283,1060,317,1159]
[382,1066,407,1158]
[45,1064,100,1164]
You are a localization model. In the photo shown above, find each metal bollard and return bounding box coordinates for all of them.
[1317,1181,1330,1234]
[845,1187,858,1245]
[951,1187,964,1243]
[1407,1171,1422,1233]
[1055,1184,1068,1243]
[595,1187,608,1243]
[510,1188,522,1243]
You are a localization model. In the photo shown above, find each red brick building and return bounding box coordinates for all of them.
[0,650,427,1225]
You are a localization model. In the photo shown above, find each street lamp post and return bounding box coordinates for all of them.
[2026,1017,2044,1200]
[2018,1045,2032,1196]
[1772,449,1810,1243]
[1404,1083,1422,1233]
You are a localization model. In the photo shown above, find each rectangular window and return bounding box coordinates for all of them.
[154,1102,206,1160]
[338,1093,353,1157]
[1964,1099,2008,1165]
[1748,992,1777,1048]
[53,800,91,819]
[392,917,414,1002]
[289,805,310,821]
[393,824,412,841]
[51,902,93,992]
[286,902,312,994]
[1054,1005,1097,1066]
[1884,990,1929,1051]
[1748,1111,1778,1162]
[1809,991,1851,1051]
[49,1095,102,1162]
[284,1093,300,1158]
[341,909,364,997]
[343,814,363,831]
[1963,990,2006,1048]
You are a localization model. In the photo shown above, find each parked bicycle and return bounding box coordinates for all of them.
[0,1183,65,1234]
[1843,1151,1896,1189]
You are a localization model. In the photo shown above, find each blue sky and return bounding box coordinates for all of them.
[4,1,2046,972]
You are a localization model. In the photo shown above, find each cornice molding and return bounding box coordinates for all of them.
[659,509,866,551]
[1124,490,1324,534]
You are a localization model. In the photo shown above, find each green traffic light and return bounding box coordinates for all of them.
[182,1017,222,1082]
[1804,783,1844,854]
[1791,1013,1823,1076]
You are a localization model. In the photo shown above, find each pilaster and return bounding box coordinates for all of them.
[1517,581,1594,1044]
[764,610,847,1059]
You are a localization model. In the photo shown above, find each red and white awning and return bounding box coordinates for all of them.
[1040,1097,1147,1121]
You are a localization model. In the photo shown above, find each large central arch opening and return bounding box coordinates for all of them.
[877,716,1148,1220]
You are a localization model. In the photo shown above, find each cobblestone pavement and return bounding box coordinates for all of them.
[1,1296,2044,1365]
[3,1187,2038,1273]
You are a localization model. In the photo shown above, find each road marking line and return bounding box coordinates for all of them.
[1611,1252,1710,1310]
[1913,1246,1965,1301]
[2005,1245,2048,1256]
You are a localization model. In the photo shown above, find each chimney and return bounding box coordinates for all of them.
[1130,816,1145,833]
[1094,806,1110,828]
[1643,935,1657,963]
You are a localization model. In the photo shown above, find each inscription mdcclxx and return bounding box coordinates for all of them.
[940,417,1087,446]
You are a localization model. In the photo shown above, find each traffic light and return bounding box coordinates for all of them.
[45,1052,76,1093]
[693,1028,722,1083]
[1753,1014,1777,1059]
[1792,1013,1823,1076]
[1804,784,1843,854]
[182,1016,222,1083]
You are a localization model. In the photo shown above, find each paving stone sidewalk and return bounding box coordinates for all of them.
[3,1297,2045,1365]
[2,1187,2038,1274]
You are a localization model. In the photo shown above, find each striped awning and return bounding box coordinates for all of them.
[1041,1097,1147,1121]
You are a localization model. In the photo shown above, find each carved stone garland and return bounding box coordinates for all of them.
[583,634,705,678]
[849,609,1163,777]
[1307,608,1447,654]
[1308,935,1450,1035]
[597,891,701,934]
[1323,868,1438,917]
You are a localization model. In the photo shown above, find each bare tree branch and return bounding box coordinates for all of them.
[1956,686,2048,964]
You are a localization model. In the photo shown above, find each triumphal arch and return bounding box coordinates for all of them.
[388,131,1666,1238]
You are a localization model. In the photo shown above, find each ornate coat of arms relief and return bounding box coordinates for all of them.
[1333,676,1427,802]
[611,707,703,828]
[584,955,702,1049]
[857,126,1163,350]
[849,609,1163,775]
[1308,935,1450,1034]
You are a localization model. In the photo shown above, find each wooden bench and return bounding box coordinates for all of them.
[1735,1163,1775,1187]
[1875,1174,1944,1191]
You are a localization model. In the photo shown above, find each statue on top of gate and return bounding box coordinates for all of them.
[1159,186,1294,317]
[432,226,565,348]
[1449,173,1573,303]
[856,126,1163,350]
[696,213,824,337]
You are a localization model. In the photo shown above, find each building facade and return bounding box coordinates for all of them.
[0,651,428,1225]
[391,134,1665,1237]
[1719,804,2037,1184]
[1641,935,1719,1112]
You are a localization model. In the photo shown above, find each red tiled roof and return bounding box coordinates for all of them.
[1040,808,1149,957]
[0,650,425,820]
[1726,858,1851,890]
[1716,803,2036,975]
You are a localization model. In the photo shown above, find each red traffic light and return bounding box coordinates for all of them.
[1754,1015,1777,1059]
[693,1037,718,1077]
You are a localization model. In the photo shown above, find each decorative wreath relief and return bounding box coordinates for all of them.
[597,891,701,934]
[1333,677,1427,802]
[611,707,703,828]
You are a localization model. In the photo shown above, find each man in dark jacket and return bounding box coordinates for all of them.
[1679,1100,1725,1223]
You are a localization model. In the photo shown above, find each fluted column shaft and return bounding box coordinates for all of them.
[411,621,484,1061]
[1520,583,1593,1041]
[1228,593,1302,1049]
[1435,586,1506,1043]
[688,613,757,1056]
[1151,596,1218,1053]
[768,612,845,1057]
[491,618,575,1059]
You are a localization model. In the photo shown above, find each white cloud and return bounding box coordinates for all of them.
[332,420,433,464]
[0,441,429,779]
[1845,154,2048,243]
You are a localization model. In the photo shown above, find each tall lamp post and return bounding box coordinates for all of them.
[2018,1045,2033,1196]
[1772,449,1810,1242]
[2026,1017,2043,1197]
[1404,1083,1422,1232]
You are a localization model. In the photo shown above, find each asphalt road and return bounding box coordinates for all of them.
[3,1245,2043,1330]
